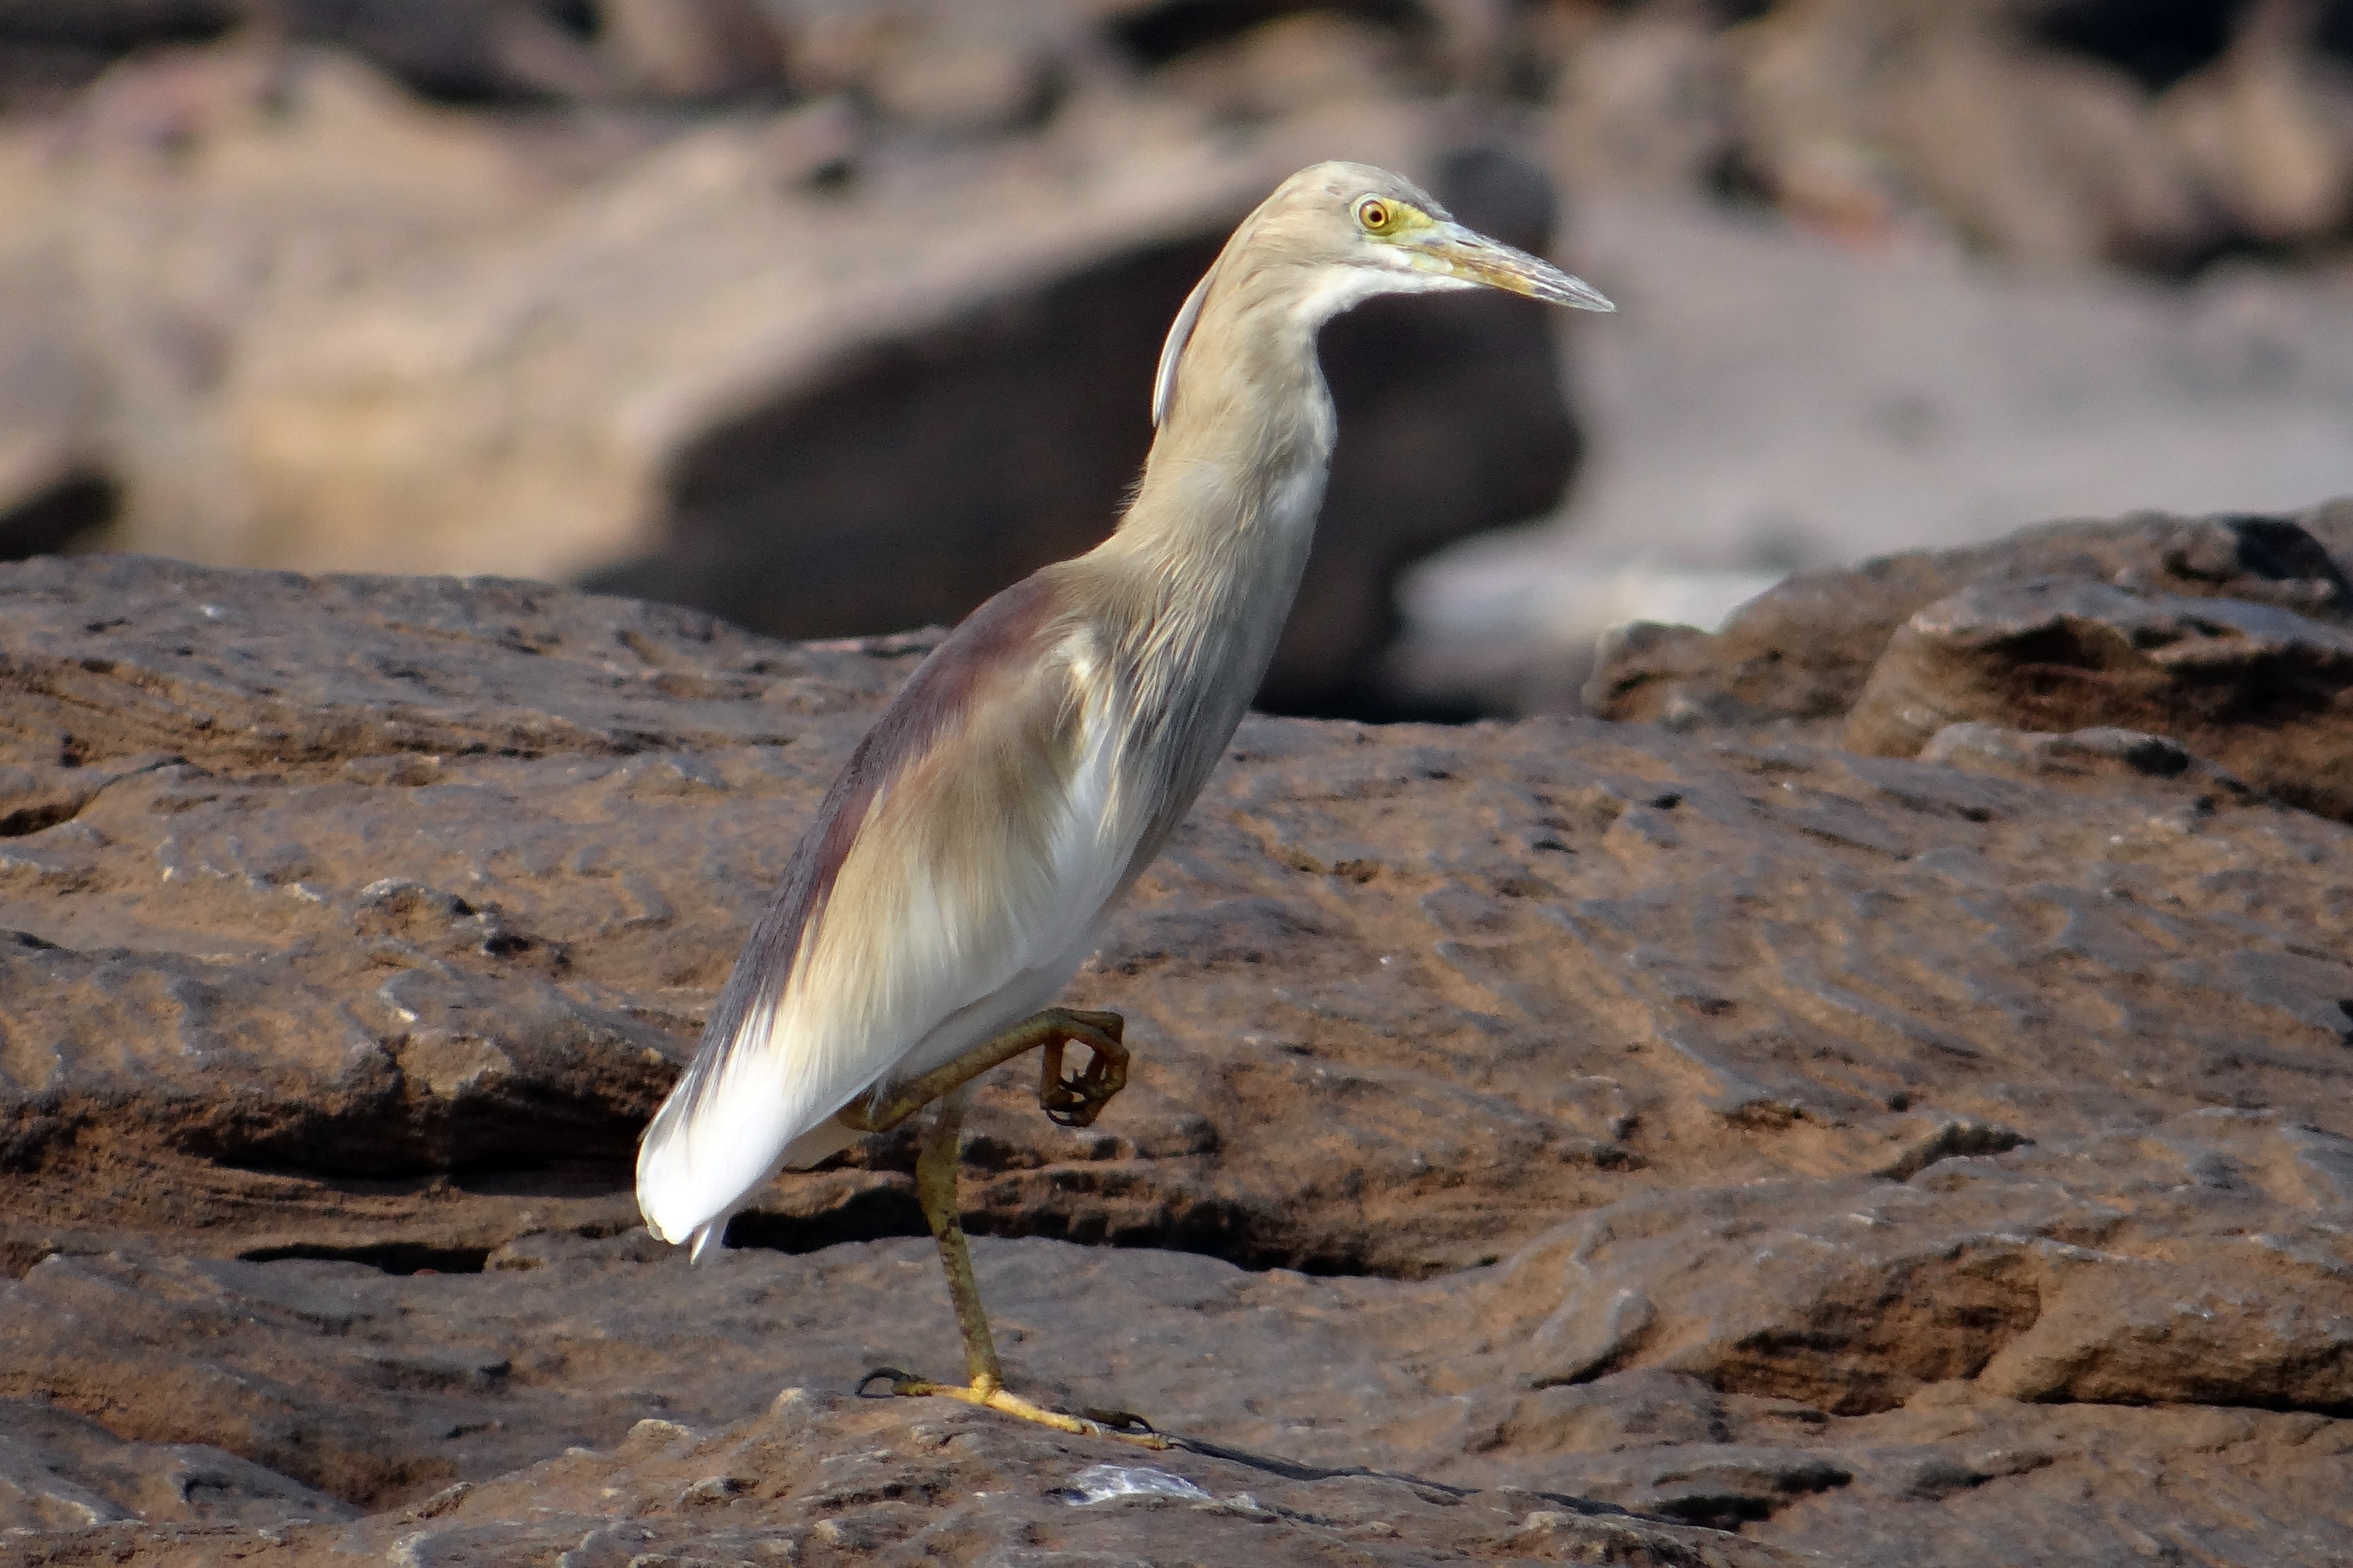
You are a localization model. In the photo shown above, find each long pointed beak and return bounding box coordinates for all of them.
[1414,223,1616,312]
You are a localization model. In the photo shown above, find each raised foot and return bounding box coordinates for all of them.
[1039,1008,1127,1129]
[857,1367,1170,1449]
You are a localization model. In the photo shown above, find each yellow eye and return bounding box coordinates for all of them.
[1355,196,1396,233]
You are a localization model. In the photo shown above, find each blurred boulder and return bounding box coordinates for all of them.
[0,1,240,47]
[768,0,1101,135]
[1150,10,1416,120]
[0,0,628,105]
[1544,3,1737,194]
[2025,0,2248,92]
[269,0,619,102]
[585,225,1228,656]
[597,0,786,102]
[1538,0,2353,269]
[0,132,111,555]
[0,466,117,561]
[1723,0,2216,265]
[2157,0,2353,245]
[40,42,564,568]
[0,0,243,109]
[0,6,209,116]
[15,0,2353,275]
[2,20,1575,719]
[1881,21,2214,268]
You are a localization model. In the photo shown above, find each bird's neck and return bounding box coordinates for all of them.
[1098,272,1340,669]
[1050,268,1359,840]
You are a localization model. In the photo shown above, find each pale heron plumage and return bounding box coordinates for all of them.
[636,161,1613,1444]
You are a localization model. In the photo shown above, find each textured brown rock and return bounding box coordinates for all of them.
[6,549,2353,1564]
[1841,575,2353,818]
[0,1238,1805,1562]
[0,1398,354,1532]
[1485,1109,2353,1417]
[6,1226,2352,1563]
[1915,720,2260,800]
[1586,501,2353,734]
[2,1343,1814,1567]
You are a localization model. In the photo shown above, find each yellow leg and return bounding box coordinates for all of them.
[847,1025,1166,1448]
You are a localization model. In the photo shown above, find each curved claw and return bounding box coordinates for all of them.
[1039,1015,1128,1129]
[856,1366,927,1398]
[1042,1086,1104,1129]
[1077,1406,1159,1437]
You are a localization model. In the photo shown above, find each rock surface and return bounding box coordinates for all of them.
[5,542,2353,1564]
[1587,500,2353,735]
[1842,574,2353,818]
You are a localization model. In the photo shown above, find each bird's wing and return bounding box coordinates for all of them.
[635,572,1140,1250]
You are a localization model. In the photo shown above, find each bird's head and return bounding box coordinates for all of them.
[1153,161,1613,426]
[1267,160,1616,314]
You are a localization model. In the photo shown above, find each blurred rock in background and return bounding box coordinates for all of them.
[1398,0,2353,716]
[5,1,2353,715]
[1393,184,2353,714]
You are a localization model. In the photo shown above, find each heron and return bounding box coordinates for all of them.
[635,160,1613,1445]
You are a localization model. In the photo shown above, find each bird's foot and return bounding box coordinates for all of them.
[1039,1009,1127,1130]
[857,1367,1169,1449]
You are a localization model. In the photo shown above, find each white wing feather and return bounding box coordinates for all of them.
[1151,268,1213,428]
